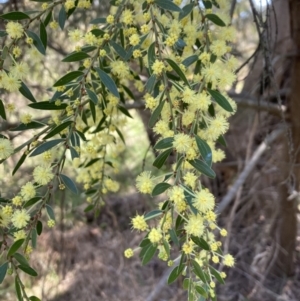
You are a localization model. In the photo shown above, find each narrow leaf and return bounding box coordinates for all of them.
[12,153,27,175]
[60,174,78,194]
[96,68,119,98]
[29,101,67,110]
[155,0,182,12]
[86,88,98,104]
[43,121,73,139]
[179,3,194,20]
[188,159,216,178]
[152,183,171,196]
[208,89,233,112]
[19,81,36,103]
[24,197,41,209]
[13,253,29,267]
[153,148,172,169]
[30,139,64,157]
[0,99,6,120]
[62,51,90,62]
[0,262,8,284]
[39,21,47,49]
[110,40,127,59]
[192,259,207,283]
[142,244,157,265]
[149,99,165,128]
[53,71,84,87]
[165,58,190,87]
[154,137,174,150]
[144,209,163,220]
[58,5,66,30]
[46,204,55,221]
[206,13,226,27]
[148,42,156,75]
[11,121,45,131]
[195,136,212,166]
[1,12,30,20]
[18,265,38,277]
[15,277,22,301]
[7,239,25,258]
[26,30,46,55]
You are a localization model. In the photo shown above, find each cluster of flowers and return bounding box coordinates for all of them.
[0,0,237,299]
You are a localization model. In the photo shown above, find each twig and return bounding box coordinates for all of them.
[217,128,285,214]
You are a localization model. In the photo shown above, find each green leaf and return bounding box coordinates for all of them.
[217,134,227,147]
[13,253,29,267]
[58,5,67,30]
[15,277,22,301]
[169,228,179,246]
[165,58,190,87]
[144,209,163,220]
[28,101,67,110]
[179,3,194,20]
[53,71,84,87]
[195,286,208,298]
[26,30,46,55]
[117,105,132,118]
[60,174,78,194]
[7,239,25,258]
[62,51,90,62]
[145,74,156,93]
[110,40,127,59]
[188,159,216,178]
[90,17,106,24]
[182,55,198,67]
[19,81,37,103]
[11,121,45,131]
[210,266,225,284]
[208,89,233,112]
[0,262,8,284]
[149,99,165,128]
[36,220,43,235]
[192,259,207,283]
[148,42,156,75]
[154,137,174,150]
[195,136,212,166]
[0,11,30,20]
[43,9,52,26]
[32,229,37,248]
[29,296,42,301]
[0,99,6,120]
[70,146,79,160]
[18,265,38,277]
[167,265,184,284]
[39,21,47,49]
[95,68,119,98]
[89,100,96,123]
[30,139,64,157]
[183,278,190,290]
[24,197,41,209]
[163,239,170,258]
[206,13,226,27]
[46,204,55,221]
[0,30,7,37]
[142,244,157,265]
[152,183,171,196]
[153,148,172,169]
[43,121,73,139]
[86,88,98,104]
[191,236,210,250]
[139,238,151,248]
[203,0,212,9]
[12,153,27,175]
[155,0,182,12]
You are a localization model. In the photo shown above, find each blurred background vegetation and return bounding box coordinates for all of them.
[1,0,300,300]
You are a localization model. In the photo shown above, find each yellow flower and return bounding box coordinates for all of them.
[14,230,26,241]
[182,241,194,254]
[11,209,30,229]
[20,113,32,124]
[152,60,165,75]
[220,228,227,237]
[121,9,134,25]
[129,34,140,46]
[148,228,162,244]
[2,73,21,92]
[33,165,54,185]
[173,133,192,153]
[0,138,14,159]
[6,21,24,39]
[47,219,55,228]
[20,182,36,201]
[194,188,215,213]
[12,196,23,207]
[65,0,75,11]
[124,248,134,258]
[136,171,154,194]
[131,214,148,231]
[107,15,114,24]
[68,29,83,43]
[184,214,204,236]
[223,254,235,267]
